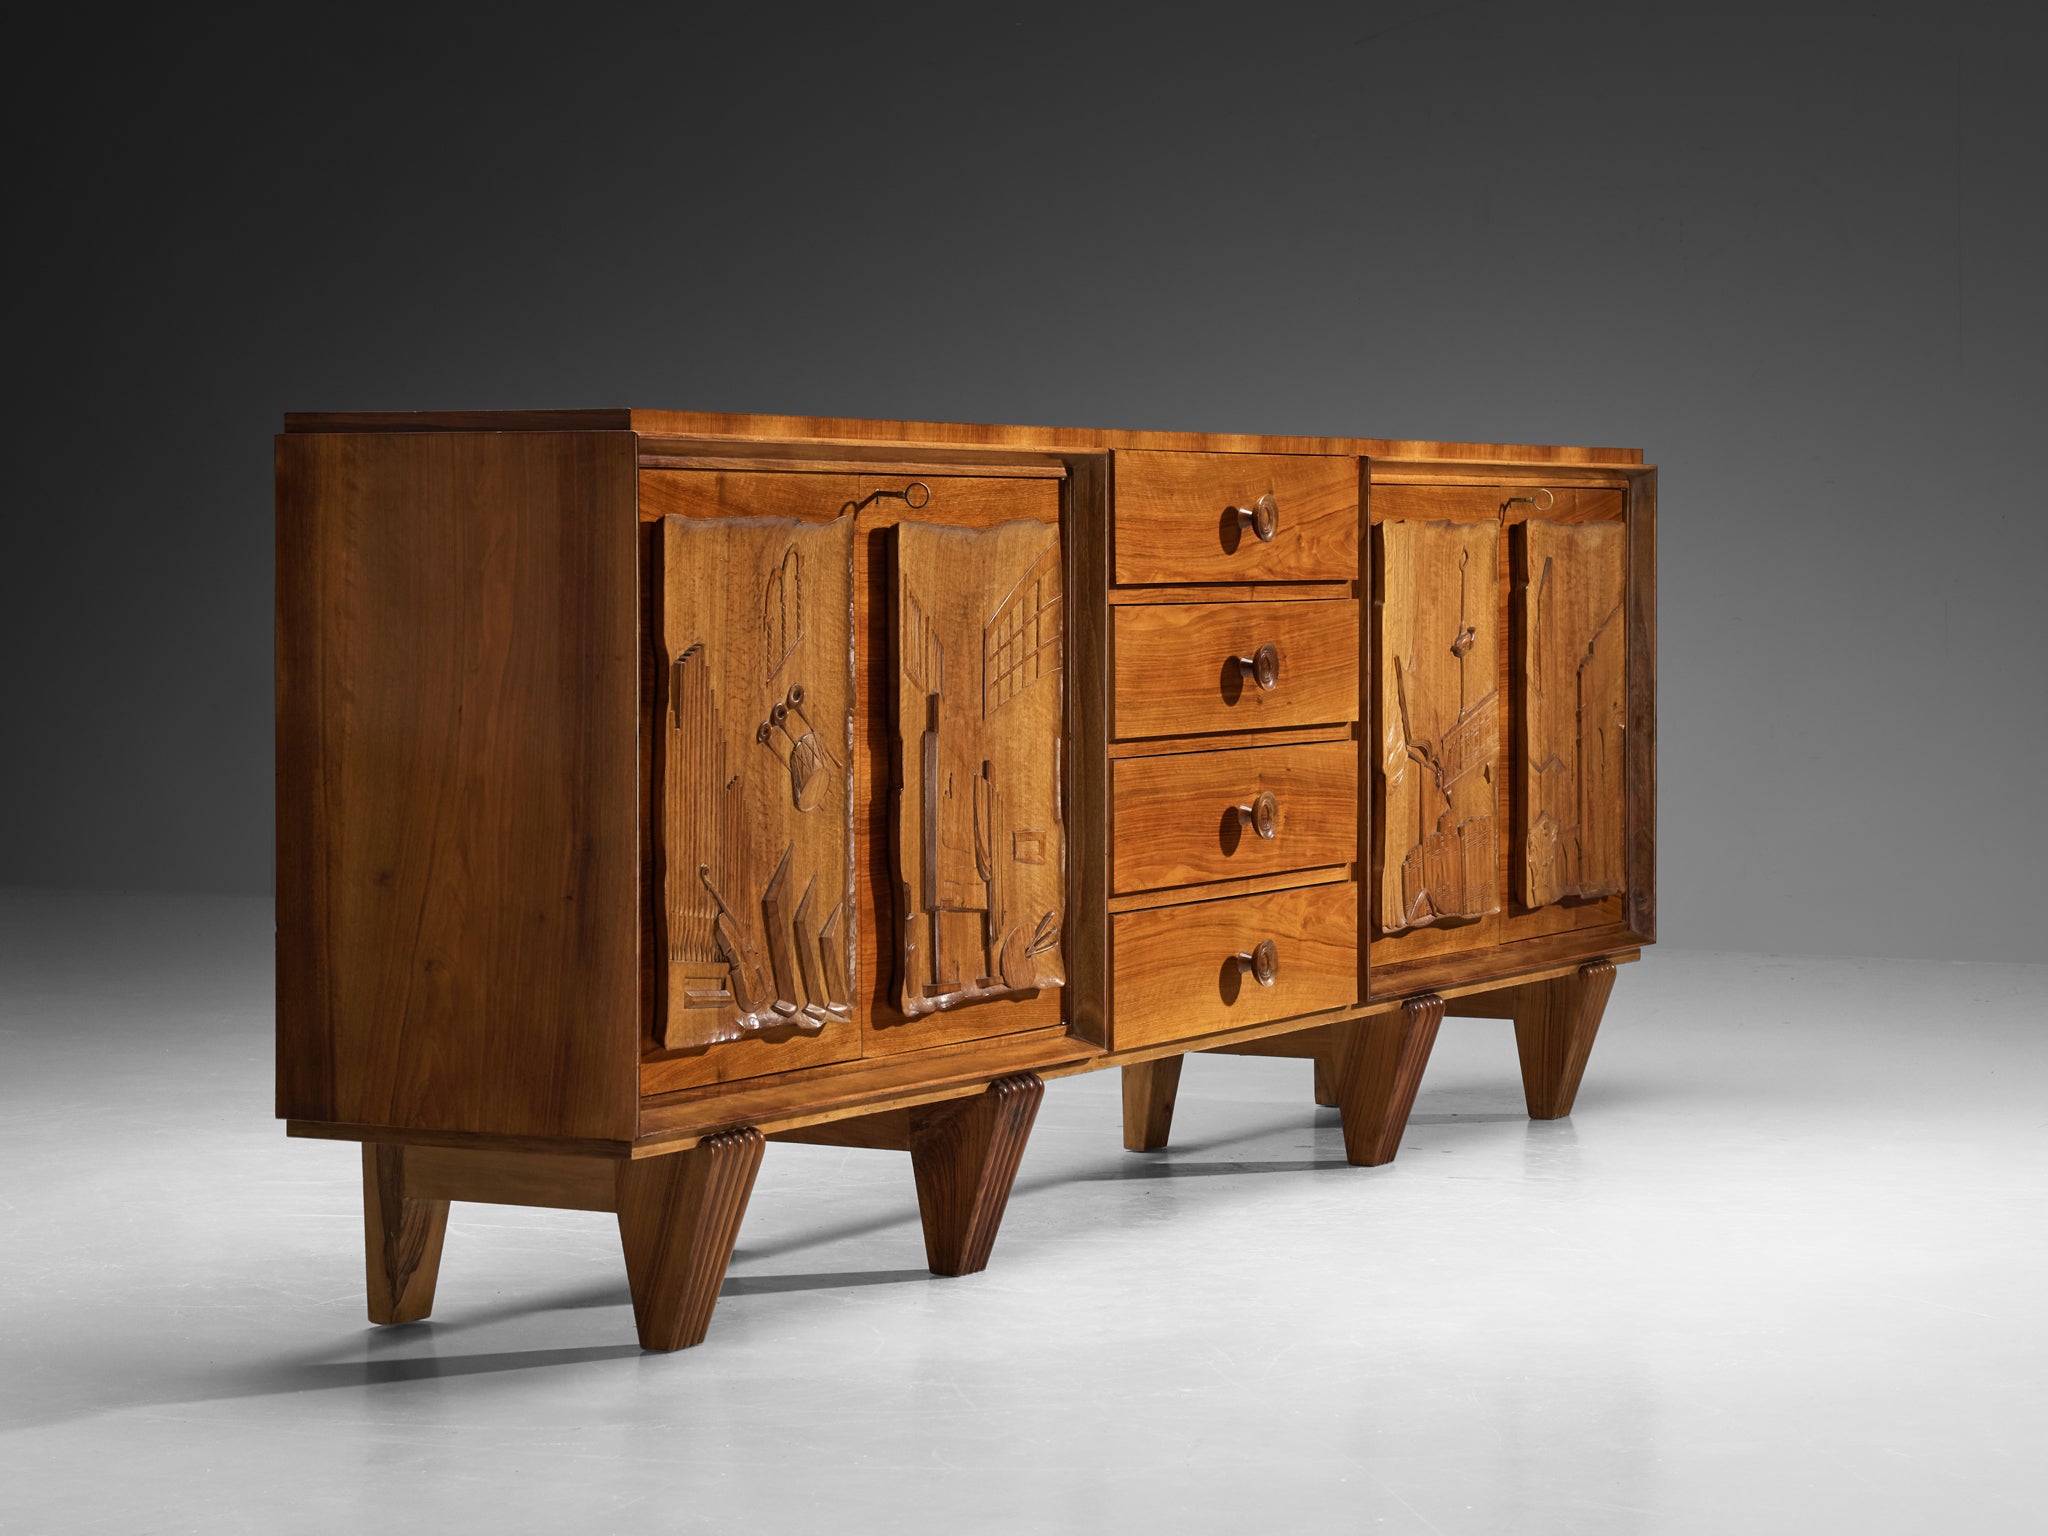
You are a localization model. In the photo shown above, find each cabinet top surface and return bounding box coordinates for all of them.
[279,408,1643,466]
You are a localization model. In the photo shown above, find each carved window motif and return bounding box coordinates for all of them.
[983,542,1063,715]
[1376,519,1501,933]
[658,514,856,1051]
[1515,519,1627,908]
[894,520,1067,1017]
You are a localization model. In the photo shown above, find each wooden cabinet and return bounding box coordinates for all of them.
[276,410,1654,1350]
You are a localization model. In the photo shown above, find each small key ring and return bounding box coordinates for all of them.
[1499,487,1555,521]
[842,481,932,516]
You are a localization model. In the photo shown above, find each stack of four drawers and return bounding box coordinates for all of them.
[1103,451,1367,1052]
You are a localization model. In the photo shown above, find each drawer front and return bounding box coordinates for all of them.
[1112,741,1357,894]
[1116,450,1359,584]
[1114,599,1359,739]
[1112,882,1359,1049]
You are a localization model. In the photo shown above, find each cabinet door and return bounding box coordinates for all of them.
[893,518,1067,1016]
[1515,519,1627,907]
[657,513,858,1054]
[1374,519,1501,932]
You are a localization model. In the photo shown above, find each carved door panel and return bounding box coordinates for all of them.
[1514,519,1627,907]
[892,519,1067,1017]
[1374,519,1502,933]
[656,514,858,1055]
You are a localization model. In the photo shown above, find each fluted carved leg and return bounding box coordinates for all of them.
[1332,994,1445,1167]
[363,1143,450,1325]
[615,1128,765,1351]
[1312,1053,1340,1107]
[1511,959,1618,1119]
[909,1073,1044,1276]
[1122,1056,1185,1151]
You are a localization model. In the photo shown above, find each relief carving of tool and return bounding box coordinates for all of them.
[761,683,838,813]
[697,864,767,1014]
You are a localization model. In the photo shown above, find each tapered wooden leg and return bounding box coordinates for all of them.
[1332,994,1445,1167]
[1511,959,1618,1119]
[615,1128,765,1352]
[1122,1056,1184,1151]
[909,1073,1044,1276]
[1312,1053,1340,1107]
[363,1143,450,1325]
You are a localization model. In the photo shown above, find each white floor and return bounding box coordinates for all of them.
[1,888,2043,1535]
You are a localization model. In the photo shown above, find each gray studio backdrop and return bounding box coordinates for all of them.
[5,5,2042,962]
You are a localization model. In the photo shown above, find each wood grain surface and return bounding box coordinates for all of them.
[1112,450,1360,585]
[635,471,861,1089]
[908,1073,1045,1275]
[286,409,1644,467]
[1370,483,1627,524]
[1515,520,1627,907]
[277,415,1652,1171]
[615,1128,765,1350]
[1625,473,1658,942]
[400,1146,619,1211]
[1108,722,1354,759]
[1107,865,1351,915]
[767,1107,914,1150]
[892,519,1067,1016]
[1110,882,1360,1050]
[1113,599,1360,740]
[636,469,1068,1091]
[1062,455,1114,1049]
[1107,581,1354,605]
[1375,520,1502,932]
[1313,1053,1340,1106]
[1110,740,1358,893]
[362,1144,450,1324]
[854,479,1068,1053]
[1509,959,1617,1119]
[1331,994,1445,1166]
[1364,463,1647,994]
[1120,1056,1185,1150]
[276,430,640,1143]
[658,513,859,1049]
[637,1027,1095,1147]
[1366,921,1639,1002]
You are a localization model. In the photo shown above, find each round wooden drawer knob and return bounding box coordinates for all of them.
[1235,939,1280,986]
[1232,493,1280,542]
[1233,642,1281,692]
[1236,790,1280,839]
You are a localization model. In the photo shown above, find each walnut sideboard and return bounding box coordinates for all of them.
[275,409,1656,1349]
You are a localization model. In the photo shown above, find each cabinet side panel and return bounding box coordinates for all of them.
[1626,470,1657,941]
[276,430,640,1141]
